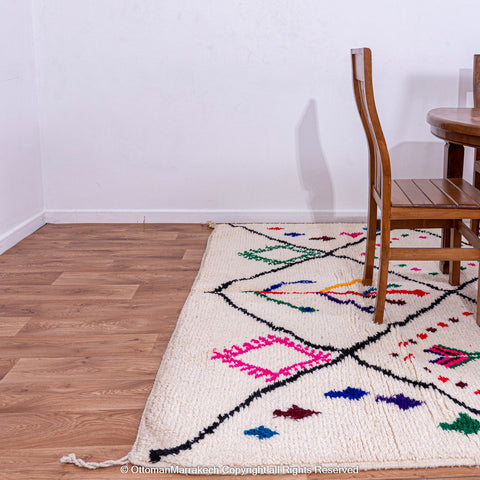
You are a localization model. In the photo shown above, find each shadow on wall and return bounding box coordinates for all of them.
[389,74,459,181]
[295,100,334,222]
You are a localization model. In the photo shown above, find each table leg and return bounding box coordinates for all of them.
[472,148,480,234]
[440,142,464,274]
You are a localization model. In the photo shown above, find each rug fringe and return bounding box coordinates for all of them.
[206,220,216,229]
[59,452,129,469]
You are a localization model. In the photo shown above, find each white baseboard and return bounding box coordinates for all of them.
[0,212,46,254]
[45,209,367,224]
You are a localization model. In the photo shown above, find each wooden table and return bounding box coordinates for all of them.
[427,107,480,272]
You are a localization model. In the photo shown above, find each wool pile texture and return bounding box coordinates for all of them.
[129,223,480,471]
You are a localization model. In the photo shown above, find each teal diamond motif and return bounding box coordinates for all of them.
[238,244,322,265]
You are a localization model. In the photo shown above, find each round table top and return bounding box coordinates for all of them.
[427,107,480,135]
[427,108,480,147]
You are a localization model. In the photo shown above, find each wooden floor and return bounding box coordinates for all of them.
[0,224,478,480]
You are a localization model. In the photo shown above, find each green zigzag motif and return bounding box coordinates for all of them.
[238,244,322,265]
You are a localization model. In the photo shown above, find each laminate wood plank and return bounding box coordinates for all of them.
[109,260,203,272]
[0,303,37,317]
[65,239,207,250]
[108,248,187,259]
[10,299,183,322]
[0,258,115,273]
[0,285,139,301]
[182,248,207,261]
[394,179,433,206]
[6,240,71,253]
[31,247,188,260]
[0,250,119,261]
[63,232,179,242]
[17,315,179,336]
[2,356,162,382]
[176,231,214,240]
[0,334,157,358]
[391,181,411,206]
[412,179,456,206]
[0,410,141,448]
[430,178,478,206]
[0,359,17,380]
[0,317,32,336]
[53,271,192,286]
[131,285,191,303]
[0,379,153,412]
[0,272,62,285]
[36,301,181,319]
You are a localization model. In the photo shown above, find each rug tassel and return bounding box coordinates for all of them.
[206,220,216,229]
[59,453,129,469]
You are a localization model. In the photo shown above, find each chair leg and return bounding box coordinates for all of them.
[374,216,391,325]
[449,224,461,286]
[363,194,377,286]
[477,262,480,327]
[472,219,479,236]
[472,166,480,235]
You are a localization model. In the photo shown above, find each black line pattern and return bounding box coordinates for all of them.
[149,224,479,463]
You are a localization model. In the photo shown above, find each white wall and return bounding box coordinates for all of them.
[0,0,44,252]
[29,0,480,223]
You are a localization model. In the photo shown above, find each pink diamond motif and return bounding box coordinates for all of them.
[211,334,331,383]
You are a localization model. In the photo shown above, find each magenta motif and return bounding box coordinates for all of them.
[211,334,331,383]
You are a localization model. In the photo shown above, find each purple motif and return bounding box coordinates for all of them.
[375,393,423,410]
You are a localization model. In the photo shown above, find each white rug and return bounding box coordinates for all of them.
[128,224,480,472]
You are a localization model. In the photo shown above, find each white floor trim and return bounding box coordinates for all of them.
[45,209,367,224]
[0,212,46,254]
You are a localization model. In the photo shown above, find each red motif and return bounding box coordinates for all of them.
[273,404,321,420]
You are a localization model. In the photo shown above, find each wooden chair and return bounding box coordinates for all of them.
[351,47,480,325]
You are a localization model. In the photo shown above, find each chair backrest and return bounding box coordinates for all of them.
[351,48,391,207]
[474,54,480,108]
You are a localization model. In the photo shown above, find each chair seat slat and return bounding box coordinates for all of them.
[391,181,412,206]
[430,178,477,206]
[449,178,480,206]
[394,179,432,206]
[411,179,456,206]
